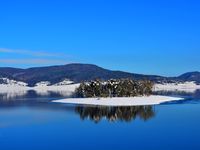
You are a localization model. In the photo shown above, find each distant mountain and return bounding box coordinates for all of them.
[0,63,199,86]
[177,72,200,83]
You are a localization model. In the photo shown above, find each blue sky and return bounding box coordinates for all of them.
[0,0,200,76]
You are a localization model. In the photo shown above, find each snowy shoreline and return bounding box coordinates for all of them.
[52,95,184,106]
[154,81,200,92]
[0,84,80,98]
[0,78,199,102]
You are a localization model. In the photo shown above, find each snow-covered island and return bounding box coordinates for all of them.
[52,96,184,106]
[53,79,185,106]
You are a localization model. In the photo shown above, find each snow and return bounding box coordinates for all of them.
[0,78,79,98]
[32,83,80,96]
[0,78,27,86]
[154,81,200,92]
[52,95,184,106]
[35,79,74,86]
[0,77,197,101]
[35,81,51,86]
[53,79,74,86]
[0,85,29,99]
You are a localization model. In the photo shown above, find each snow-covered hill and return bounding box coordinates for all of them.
[0,78,27,86]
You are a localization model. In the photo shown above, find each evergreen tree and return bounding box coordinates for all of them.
[75,79,154,98]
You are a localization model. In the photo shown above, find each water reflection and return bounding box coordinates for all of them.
[1,89,200,124]
[75,106,155,123]
[0,95,156,123]
[0,90,72,101]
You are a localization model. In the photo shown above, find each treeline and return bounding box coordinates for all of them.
[75,79,153,98]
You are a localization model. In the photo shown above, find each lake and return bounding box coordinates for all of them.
[0,90,200,150]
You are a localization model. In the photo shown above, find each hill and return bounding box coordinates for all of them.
[0,63,199,86]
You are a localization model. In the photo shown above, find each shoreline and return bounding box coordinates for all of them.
[0,84,79,96]
[154,82,200,93]
[52,95,184,106]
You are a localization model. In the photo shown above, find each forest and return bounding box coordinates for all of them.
[75,79,153,98]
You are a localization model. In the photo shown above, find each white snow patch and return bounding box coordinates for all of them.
[53,79,74,86]
[0,85,29,99]
[0,78,27,86]
[154,81,200,92]
[32,83,80,96]
[0,82,80,98]
[35,81,51,86]
[52,95,184,106]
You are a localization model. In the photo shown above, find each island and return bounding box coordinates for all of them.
[53,79,184,106]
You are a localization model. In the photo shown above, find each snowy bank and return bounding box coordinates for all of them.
[0,78,79,97]
[52,95,184,106]
[0,83,80,98]
[154,81,200,93]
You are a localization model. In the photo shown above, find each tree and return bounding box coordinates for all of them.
[75,78,154,98]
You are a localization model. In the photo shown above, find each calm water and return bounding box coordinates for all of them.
[0,90,200,150]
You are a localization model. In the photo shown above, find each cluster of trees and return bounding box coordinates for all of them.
[75,79,153,98]
[75,106,155,123]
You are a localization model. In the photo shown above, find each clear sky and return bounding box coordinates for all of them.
[0,0,200,76]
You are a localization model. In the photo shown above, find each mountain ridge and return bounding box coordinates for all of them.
[0,63,199,86]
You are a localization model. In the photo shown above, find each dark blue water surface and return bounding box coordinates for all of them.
[0,91,200,150]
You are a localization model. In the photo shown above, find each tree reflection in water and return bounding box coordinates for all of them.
[75,105,155,123]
